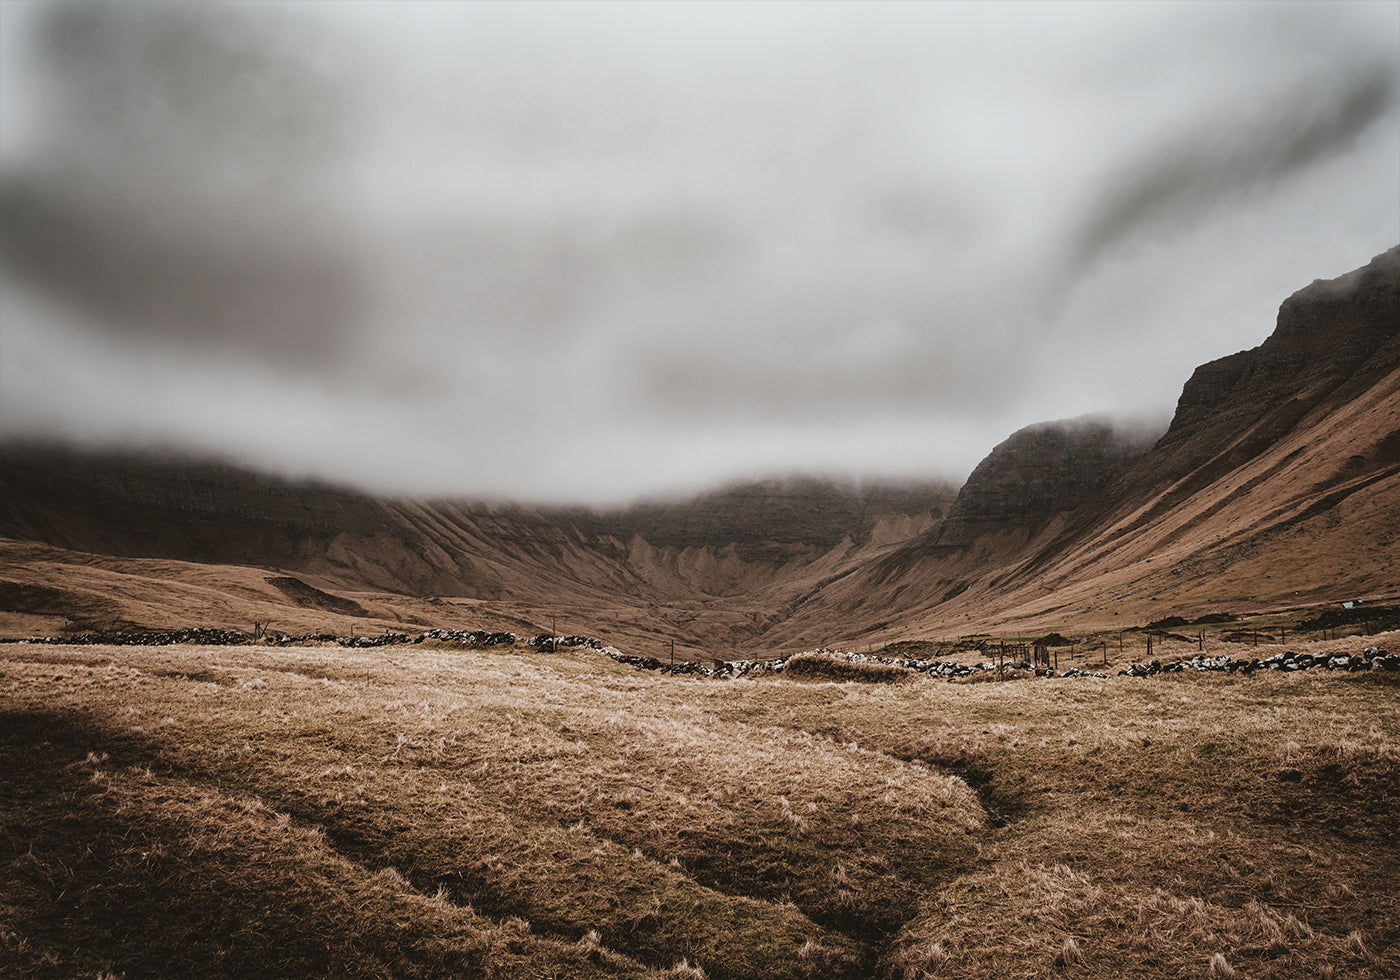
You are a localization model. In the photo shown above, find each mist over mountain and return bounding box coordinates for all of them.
[2,2,1395,504]
[3,248,1396,655]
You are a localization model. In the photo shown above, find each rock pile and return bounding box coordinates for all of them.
[337,632,413,648]
[599,646,1019,681]
[669,658,777,679]
[9,625,1395,688]
[1120,646,1398,677]
[417,629,516,646]
[603,643,1396,683]
[1059,666,1111,679]
[529,634,604,652]
[12,627,256,646]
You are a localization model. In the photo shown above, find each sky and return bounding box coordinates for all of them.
[1,0,1397,505]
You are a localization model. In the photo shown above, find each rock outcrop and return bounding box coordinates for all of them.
[1161,245,1399,458]
[935,416,1158,547]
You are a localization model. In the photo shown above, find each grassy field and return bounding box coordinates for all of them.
[2,636,1397,979]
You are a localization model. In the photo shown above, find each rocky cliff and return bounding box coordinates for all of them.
[767,246,1400,643]
[934,416,1158,547]
[1160,245,1399,465]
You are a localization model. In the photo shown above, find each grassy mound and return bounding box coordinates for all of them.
[783,651,915,683]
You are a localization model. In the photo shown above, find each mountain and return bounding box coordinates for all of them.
[0,448,953,655]
[3,247,1398,652]
[775,245,1400,642]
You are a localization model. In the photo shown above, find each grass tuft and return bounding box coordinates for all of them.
[1208,952,1236,977]
[1054,935,1083,968]
[783,651,914,683]
[1348,929,1379,964]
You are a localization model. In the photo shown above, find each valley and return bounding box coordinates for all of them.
[3,248,1397,657]
[0,248,1397,980]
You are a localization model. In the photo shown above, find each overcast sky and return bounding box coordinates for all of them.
[1,1,1397,505]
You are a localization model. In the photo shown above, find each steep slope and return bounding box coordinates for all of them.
[935,416,1159,548]
[1019,244,1400,621]
[787,246,1400,642]
[755,415,1163,649]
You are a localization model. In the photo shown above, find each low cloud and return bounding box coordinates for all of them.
[1,1,1396,504]
[1066,61,1397,285]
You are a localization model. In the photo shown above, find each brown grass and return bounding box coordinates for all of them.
[783,651,915,683]
[2,635,1397,978]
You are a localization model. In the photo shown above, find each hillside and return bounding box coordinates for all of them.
[0,451,953,656]
[2,247,1398,653]
[782,245,1400,644]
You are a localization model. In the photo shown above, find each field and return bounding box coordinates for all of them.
[3,636,1398,979]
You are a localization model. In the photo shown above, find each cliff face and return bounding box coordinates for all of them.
[0,447,469,594]
[777,246,1400,641]
[618,479,950,561]
[1163,246,1400,452]
[1088,246,1400,543]
[935,417,1157,547]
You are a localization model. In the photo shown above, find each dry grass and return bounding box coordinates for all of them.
[784,651,915,683]
[2,638,1397,978]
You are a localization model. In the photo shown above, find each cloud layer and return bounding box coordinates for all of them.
[2,0,1397,503]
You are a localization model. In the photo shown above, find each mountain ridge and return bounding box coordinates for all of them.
[3,246,1397,654]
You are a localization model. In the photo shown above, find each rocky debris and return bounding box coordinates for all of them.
[600,646,1037,681]
[607,652,667,672]
[5,627,364,646]
[529,634,604,652]
[1059,667,1111,679]
[417,628,516,646]
[336,632,413,648]
[602,641,1396,683]
[10,625,1396,686]
[11,626,255,646]
[1120,646,1397,677]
